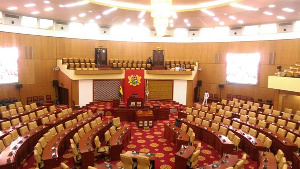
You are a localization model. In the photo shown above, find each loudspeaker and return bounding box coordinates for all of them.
[219,84,224,88]
[197,80,202,87]
[16,84,23,88]
[53,80,59,87]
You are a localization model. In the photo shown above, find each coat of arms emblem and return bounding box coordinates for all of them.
[128,75,141,86]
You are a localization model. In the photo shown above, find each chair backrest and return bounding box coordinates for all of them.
[277,119,286,126]
[113,117,121,127]
[77,114,83,121]
[257,133,266,143]
[202,120,209,127]
[1,111,11,118]
[105,130,111,143]
[249,117,257,125]
[294,137,300,148]
[88,110,93,117]
[185,107,192,113]
[56,124,64,133]
[211,123,219,130]
[218,109,225,116]
[49,105,56,112]
[83,112,88,119]
[282,112,291,119]
[225,111,232,117]
[264,108,272,114]
[78,128,85,138]
[234,159,244,169]
[8,104,16,110]
[199,111,205,117]
[268,124,278,133]
[181,123,187,132]
[187,115,193,121]
[224,106,231,111]
[241,125,250,133]
[0,140,5,152]
[284,108,292,114]
[257,120,266,128]
[232,107,239,113]
[120,154,134,169]
[3,134,13,146]
[275,149,284,162]
[72,119,77,124]
[29,112,36,119]
[195,118,202,124]
[10,129,19,140]
[249,128,257,137]
[264,137,272,148]
[94,136,101,148]
[214,116,221,122]
[266,116,275,123]
[248,111,256,118]
[227,131,234,141]
[24,105,31,111]
[9,109,17,116]
[219,126,228,135]
[240,115,248,122]
[232,121,240,129]
[137,155,150,169]
[286,122,296,129]
[90,120,97,128]
[41,117,50,125]
[39,137,47,148]
[223,118,231,126]
[30,103,37,109]
[73,133,80,144]
[263,104,270,109]
[11,118,20,126]
[49,127,57,137]
[44,132,52,142]
[191,109,198,116]
[65,120,73,128]
[278,157,287,169]
[294,115,300,121]
[0,106,7,112]
[61,163,70,169]
[277,128,287,137]
[257,114,266,120]
[36,110,44,117]
[17,107,24,113]
[96,117,102,124]
[28,121,38,131]
[62,109,69,116]
[187,127,193,137]
[49,114,56,121]
[83,123,91,132]
[20,126,29,135]
[1,121,11,130]
[109,126,116,135]
[43,108,48,114]
[233,135,241,147]
[34,142,43,155]
[272,110,280,116]
[221,99,227,105]
[34,150,41,164]
[206,113,213,119]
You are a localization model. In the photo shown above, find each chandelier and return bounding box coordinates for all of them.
[151,0,172,37]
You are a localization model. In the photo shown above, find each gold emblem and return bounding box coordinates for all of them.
[128,75,141,86]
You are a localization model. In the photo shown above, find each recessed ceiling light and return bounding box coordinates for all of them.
[141,19,145,23]
[7,7,18,10]
[229,16,236,20]
[102,7,118,15]
[169,19,173,24]
[213,17,219,21]
[268,5,275,8]
[224,13,227,15]
[44,7,54,11]
[219,21,225,25]
[187,23,191,27]
[263,11,273,15]
[64,1,89,7]
[125,18,131,22]
[59,4,65,7]
[88,11,93,13]
[43,1,50,4]
[89,19,94,23]
[24,4,36,7]
[230,3,259,11]
[201,9,215,16]
[172,12,177,19]
[79,13,86,17]
[138,11,145,19]
[282,8,294,12]
[184,19,189,23]
[277,16,285,20]
[31,11,40,15]
[95,15,101,19]
[237,20,244,24]
[170,23,174,27]
[70,17,77,21]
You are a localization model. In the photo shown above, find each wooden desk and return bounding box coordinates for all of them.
[114,108,170,122]
[233,118,298,161]
[124,151,155,166]
[109,126,131,161]
[95,162,121,169]
[180,119,234,155]
[0,125,50,169]
[198,154,238,169]
[293,152,300,169]
[135,110,154,128]
[42,111,95,169]
[79,120,110,169]
[164,124,190,152]
[257,151,277,169]
[175,146,195,169]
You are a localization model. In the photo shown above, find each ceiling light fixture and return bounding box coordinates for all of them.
[268,5,275,8]
[170,23,174,27]
[64,1,89,7]
[24,4,36,7]
[89,19,95,22]
[95,15,101,19]
[59,4,65,7]
[282,8,294,13]
[184,19,188,23]
[237,20,244,24]
[43,1,50,4]
[138,11,146,18]
[219,21,225,25]
[79,13,86,17]
[172,12,177,19]
[213,17,219,21]
[31,11,40,15]
[201,9,215,16]
[141,19,145,23]
[102,7,118,15]
[7,7,18,10]
[70,17,77,21]
[187,23,191,27]
[230,3,259,11]
[229,16,236,20]
[263,11,273,15]
[151,0,172,37]
[44,7,54,11]
[125,18,131,22]
[277,16,285,20]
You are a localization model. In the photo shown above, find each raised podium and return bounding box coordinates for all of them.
[127,97,144,109]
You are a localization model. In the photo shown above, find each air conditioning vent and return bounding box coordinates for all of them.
[278,22,293,33]
[55,21,69,31]
[278,22,293,27]
[4,14,20,19]
[56,21,68,25]
[229,26,243,36]
[230,27,242,30]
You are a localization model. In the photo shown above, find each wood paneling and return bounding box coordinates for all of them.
[186,80,194,107]
[148,80,173,100]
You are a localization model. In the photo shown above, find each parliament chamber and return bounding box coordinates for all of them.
[1,0,300,168]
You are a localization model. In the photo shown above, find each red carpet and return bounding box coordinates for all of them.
[20,112,257,169]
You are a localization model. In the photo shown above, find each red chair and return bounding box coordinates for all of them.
[226,94,231,100]
[241,96,247,101]
[232,95,237,100]
[213,94,219,102]
[39,95,45,105]
[27,97,33,105]
[33,96,39,104]
[236,95,241,100]
[46,95,53,104]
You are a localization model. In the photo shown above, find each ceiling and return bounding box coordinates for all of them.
[0,0,300,29]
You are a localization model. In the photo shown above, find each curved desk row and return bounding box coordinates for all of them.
[164,124,190,152]
[257,151,277,169]
[79,120,110,169]
[0,125,50,169]
[256,111,300,129]
[264,120,300,138]
[113,108,170,122]
[232,118,297,161]
[43,111,98,169]
[1,106,47,122]
[198,154,238,169]
[109,125,132,161]
[175,145,195,169]
[179,119,234,155]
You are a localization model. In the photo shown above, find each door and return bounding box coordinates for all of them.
[58,87,69,105]
[152,50,164,66]
[95,48,107,65]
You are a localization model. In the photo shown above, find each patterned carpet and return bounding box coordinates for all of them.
[21,112,257,169]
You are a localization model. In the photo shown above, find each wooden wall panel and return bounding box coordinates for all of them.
[148,80,173,100]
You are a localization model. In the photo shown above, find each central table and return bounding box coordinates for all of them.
[135,110,154,128]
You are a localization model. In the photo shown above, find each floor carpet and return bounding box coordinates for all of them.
[21,113,257,169]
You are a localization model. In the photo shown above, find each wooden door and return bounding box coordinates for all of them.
[153,50,164,66]
[58,87,69,105]
[95,48,107,65]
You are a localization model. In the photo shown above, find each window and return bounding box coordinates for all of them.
[243,25,259,35]
[22,16,38,28]
[0,47,18,84]
[226,53,260,85]
[39,19,53,29]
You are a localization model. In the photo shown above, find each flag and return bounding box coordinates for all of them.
[119,85,123,98]
[145,82,149,96]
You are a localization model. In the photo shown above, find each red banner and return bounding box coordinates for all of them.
[124,70,145,103]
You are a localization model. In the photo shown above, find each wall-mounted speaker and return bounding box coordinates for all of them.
[53,80,59,87]
[16,84,23,88]
[219,84,224,88]
[198,80,202,87]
